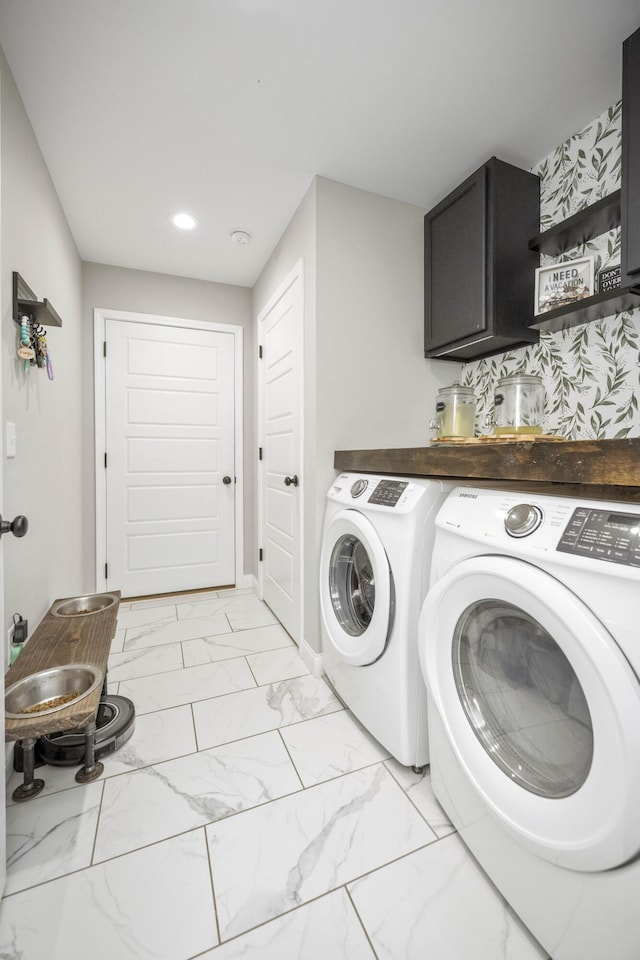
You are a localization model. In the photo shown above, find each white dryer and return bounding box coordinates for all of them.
[418,487,640,960]
[320,472,450,768]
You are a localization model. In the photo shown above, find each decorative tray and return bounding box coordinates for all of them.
[430,434,566,445]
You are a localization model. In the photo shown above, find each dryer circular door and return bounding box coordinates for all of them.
[320,508,394,666]
[419,555,640,873]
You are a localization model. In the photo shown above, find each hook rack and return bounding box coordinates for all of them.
[13,272,62,328]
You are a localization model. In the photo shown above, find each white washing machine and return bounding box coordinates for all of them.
[320,472,450,769]
[418,486,640,960]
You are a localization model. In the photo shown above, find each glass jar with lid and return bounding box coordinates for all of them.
[493,373,545,435]
[433,382,477,438]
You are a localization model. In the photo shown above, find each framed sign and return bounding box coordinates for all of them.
[597,264,622,294]
[534,257,594,314]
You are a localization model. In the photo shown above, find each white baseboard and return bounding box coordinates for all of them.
[247,579,321,675]
[242,574,259,594]
[298,635,324,677]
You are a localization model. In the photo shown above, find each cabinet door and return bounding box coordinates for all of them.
[424,167,487,351]
[622,26,640,285]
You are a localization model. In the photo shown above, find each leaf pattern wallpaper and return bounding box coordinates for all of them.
[462,101,640,440]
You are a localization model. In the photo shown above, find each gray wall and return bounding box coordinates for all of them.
[81,262,254,585]
[1,46,84,641]
[315,177,456,480]
[253,176,458,655]
[313,178,456,652]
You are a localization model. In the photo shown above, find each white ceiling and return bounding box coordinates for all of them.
[1,0,638,288]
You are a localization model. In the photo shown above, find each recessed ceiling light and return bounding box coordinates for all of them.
[170,212,199,230]
[231,230,251,245]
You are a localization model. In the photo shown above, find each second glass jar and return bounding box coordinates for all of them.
[493,374,545,435]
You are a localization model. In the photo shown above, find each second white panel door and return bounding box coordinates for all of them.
[105,318,235,597]
[259,262,303,641]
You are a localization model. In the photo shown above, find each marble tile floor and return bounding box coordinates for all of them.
[0,588,548,960]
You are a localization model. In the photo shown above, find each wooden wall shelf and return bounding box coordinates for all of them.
[334,438,640,503]
[13,271,62,328]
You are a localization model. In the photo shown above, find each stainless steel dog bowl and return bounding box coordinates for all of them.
[51,593,119,618]
[6,664,103,719]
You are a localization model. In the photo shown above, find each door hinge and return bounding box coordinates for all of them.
[103,340,107,358]
[259,548,263,562]
[104,452,108,468]
[259,447,263,460]
[104,562,108,579]
[258,345,263,359]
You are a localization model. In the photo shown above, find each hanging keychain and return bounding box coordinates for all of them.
[17,315,35,371]
[35,328,46,368]
[40,332,54,380]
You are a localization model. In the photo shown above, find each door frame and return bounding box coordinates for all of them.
[0,69,7,897]
[256,259,304,640]
[93,307,244,595]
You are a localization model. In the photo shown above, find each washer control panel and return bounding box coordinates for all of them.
[558,507,640,566]
[368,479,408,507]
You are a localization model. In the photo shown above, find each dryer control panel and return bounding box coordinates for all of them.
[558,508,640,566]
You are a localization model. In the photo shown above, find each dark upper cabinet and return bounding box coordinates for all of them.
[622,25,640,288]
[424,157,540,361]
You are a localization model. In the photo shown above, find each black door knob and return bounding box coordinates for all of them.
[222,476,232,485]
[284,475,299,487]
[0,515,28,539]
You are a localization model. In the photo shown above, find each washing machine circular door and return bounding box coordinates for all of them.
[320,508,393,666]
[420,555,640,873]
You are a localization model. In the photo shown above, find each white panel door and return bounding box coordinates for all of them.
[0,154,6,896]
[105,318,235,597]
[259,262,303,640]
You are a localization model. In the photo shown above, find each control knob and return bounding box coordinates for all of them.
[350,479,368,498]
[504,503,543,538]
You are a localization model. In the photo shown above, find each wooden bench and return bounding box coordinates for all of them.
[4,592,120,801]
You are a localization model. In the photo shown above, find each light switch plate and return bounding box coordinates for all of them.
[5,422,16,458]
